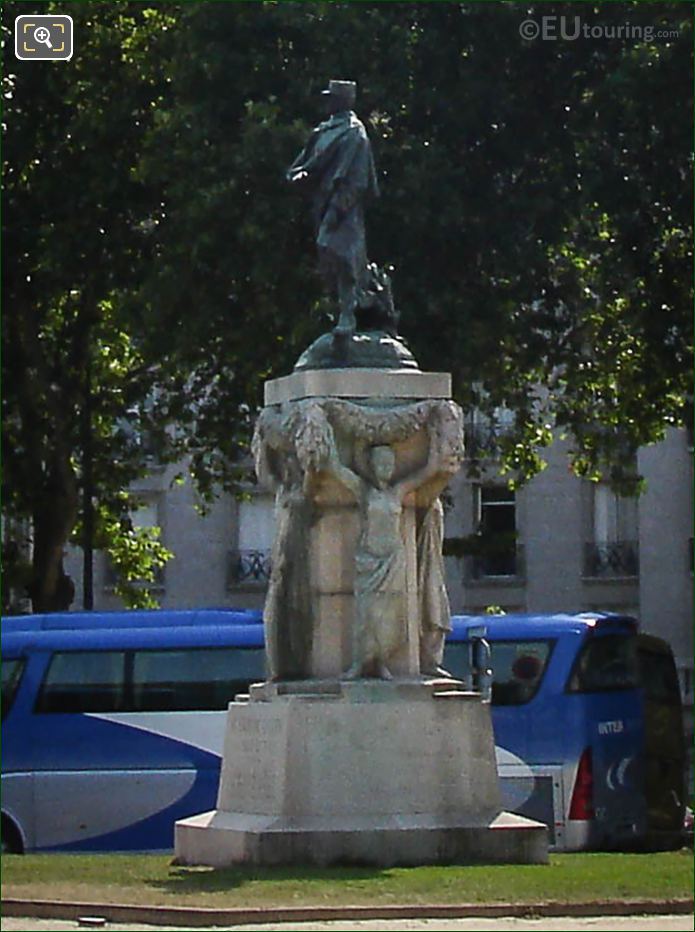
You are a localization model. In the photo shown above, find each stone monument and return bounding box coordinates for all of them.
[174,80,548,867]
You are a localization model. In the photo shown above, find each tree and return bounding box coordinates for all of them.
[2,2,179,611]
[4,2,691,610]
[488,3,694,489]
[136,1,692,493]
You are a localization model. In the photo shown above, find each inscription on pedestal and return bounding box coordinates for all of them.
[217,709,286,812]
[214,691,503,826]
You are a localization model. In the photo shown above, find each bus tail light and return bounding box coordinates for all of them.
[569,748,594,820]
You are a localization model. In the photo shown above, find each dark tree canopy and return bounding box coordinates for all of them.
[3,1,692,610]
[137,1,692,486]
[2,1,177,610]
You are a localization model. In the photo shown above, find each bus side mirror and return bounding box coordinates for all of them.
[466,627,492,701]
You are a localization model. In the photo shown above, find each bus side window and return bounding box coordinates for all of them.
[131,647,265,712]
[35,651,127,714]
[2,658,25,720]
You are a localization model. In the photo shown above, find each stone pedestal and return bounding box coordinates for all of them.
[175,680,547,867]
[254,368,464,681]
[175,366,548,867]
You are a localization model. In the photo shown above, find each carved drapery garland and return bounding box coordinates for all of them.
[253,398,464,482]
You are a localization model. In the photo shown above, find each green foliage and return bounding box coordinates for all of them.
[3,2,692,609]
[96,502,173,610]
[135,1,691,488]
[2,1,180,609]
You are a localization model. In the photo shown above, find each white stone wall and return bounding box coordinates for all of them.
[523,437,586,612]
[64,458,249,612]
[638,428,694,715]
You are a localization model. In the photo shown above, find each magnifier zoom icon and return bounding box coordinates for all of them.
[34,25,53,48]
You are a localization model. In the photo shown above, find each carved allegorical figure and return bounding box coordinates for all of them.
[253,398,464,681]
[417,498,452,676]
[416,400,464,677]
[323,442,406,679]
[323,419,452,680]
[252,412,314,681]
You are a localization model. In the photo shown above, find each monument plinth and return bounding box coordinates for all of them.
[175,78,547,867]
[175,368,548,866]
[175,679,544,867]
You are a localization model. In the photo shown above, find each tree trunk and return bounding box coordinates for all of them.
[29,454,79,614]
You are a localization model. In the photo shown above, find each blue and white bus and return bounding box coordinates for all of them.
[1,609,684,853]
[446,613,685,851]
[1,610,265,853]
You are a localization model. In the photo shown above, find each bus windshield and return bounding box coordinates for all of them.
[566,634,639,693]
[445,639,554,705]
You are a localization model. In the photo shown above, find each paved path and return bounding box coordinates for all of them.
[1,915,692,931]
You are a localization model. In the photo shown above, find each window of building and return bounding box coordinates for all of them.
[470,485,519,578]
[465,406,516,456]
[230,495,274,587]
[592,484,637,544]
[585,484,638,577]
[238,495,274,551]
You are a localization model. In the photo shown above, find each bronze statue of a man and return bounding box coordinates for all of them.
[287,80,379,337]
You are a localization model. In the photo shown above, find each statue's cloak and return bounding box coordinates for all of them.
[288,111,378,279]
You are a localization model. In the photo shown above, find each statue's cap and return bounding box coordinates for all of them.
[321,80,356,105]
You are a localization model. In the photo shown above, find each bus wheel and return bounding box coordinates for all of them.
[1,815,24,854]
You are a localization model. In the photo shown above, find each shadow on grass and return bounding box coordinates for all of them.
[148,863,388,896]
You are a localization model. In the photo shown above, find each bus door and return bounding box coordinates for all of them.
[488,640,560,846]
[566,632,646,848]
[1,649,36,851]
[445,636,560,843]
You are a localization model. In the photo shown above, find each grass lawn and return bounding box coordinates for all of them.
[2,850,693,909]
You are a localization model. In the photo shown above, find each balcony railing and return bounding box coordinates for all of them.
[228,549,272,588]
[583,540,639,579]
[464,419,516,458]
